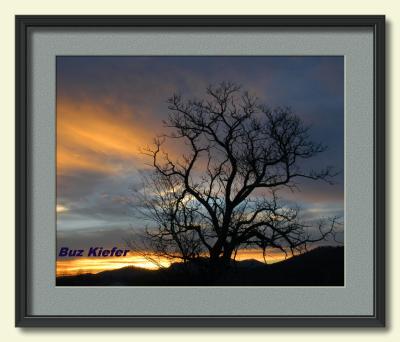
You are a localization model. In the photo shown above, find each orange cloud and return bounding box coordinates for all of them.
[57,97,158,175]
[57,95,203,182]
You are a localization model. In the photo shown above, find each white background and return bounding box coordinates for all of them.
[0,0,398,339]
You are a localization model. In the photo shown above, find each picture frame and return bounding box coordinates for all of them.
[15,15,385,327]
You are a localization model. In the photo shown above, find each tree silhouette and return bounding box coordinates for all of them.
[131,82,339,270]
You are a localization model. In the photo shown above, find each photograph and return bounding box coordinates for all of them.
[55,56,344,287]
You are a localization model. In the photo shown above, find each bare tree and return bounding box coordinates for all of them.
[131,82,339,269]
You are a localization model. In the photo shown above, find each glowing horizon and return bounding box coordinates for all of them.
[56,249,290,277]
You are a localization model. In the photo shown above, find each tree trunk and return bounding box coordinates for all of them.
[222,246,234,264]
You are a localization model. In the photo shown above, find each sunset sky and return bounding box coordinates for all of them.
[56,56,344,276]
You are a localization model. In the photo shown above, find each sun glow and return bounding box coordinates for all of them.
[56,252,172,277]
[56,204,68,213]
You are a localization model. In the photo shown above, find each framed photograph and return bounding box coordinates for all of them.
[15,15,385,327]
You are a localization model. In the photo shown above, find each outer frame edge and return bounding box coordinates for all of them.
[14,14,386,328]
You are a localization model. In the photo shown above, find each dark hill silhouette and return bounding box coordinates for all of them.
[56,246,344,286]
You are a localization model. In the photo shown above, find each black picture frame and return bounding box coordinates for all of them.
[15,15,385,327]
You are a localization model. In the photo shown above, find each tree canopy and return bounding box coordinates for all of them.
[131,82,339,268]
